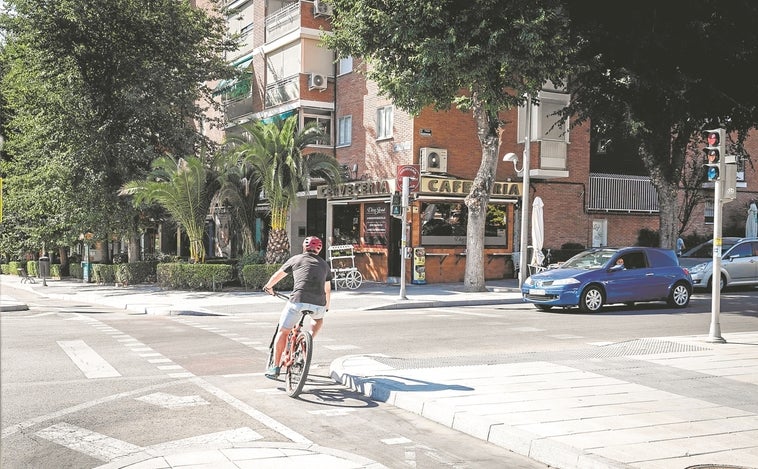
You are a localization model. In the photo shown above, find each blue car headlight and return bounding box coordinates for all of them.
[524,277,534,286]
[552,278,581,286]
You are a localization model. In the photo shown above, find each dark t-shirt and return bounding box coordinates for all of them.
[282,252,333,305]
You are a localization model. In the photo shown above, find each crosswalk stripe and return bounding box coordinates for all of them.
[35,422,141,461]
[57,340,120,379]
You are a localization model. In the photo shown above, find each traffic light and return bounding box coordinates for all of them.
[703,128,725,182]
[391,191,402,217]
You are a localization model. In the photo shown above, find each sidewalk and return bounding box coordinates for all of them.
[3,274,758,469]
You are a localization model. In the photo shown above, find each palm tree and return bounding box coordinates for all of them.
[227,115,342,264]
[212,151,263,256]
[120,155,218,263]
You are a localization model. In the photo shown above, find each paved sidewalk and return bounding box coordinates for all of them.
[3,274,758,468]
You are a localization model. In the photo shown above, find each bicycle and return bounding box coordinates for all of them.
[265,290,314,398]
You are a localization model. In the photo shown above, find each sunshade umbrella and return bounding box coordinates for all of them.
[747,201,758,238]
[531,196,545,268]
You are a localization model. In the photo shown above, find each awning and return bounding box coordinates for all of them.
[213,55,254,97]
[260,109,296,124]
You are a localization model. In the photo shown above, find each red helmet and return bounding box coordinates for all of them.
[303,236,323,252]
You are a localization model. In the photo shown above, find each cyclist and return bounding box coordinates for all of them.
[263,236,332,379]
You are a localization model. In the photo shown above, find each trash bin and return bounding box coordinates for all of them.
[38,256,50,279]
[82,261,91,283]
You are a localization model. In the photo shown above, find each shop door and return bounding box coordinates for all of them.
[307,198,327,259]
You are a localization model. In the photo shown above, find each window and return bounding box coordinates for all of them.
[337,116,352,146]
[376,106,393,140]
[338,56,353,75]
[303,111,332,146]
[518,91,570,143]
[420,203,507,246]
[332,205,360,245]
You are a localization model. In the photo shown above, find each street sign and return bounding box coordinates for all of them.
[396,165,420,193]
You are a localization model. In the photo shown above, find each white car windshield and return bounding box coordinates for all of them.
[561,249,616,270]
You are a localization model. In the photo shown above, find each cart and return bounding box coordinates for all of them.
[328,244,363,290]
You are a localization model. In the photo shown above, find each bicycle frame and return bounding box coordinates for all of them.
[266,291,314,398]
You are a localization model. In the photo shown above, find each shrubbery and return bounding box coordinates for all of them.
[157,263,234,291]
[241,263,293,291]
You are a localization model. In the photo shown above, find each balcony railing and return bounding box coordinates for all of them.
[588,173,659,213]
[265,74,299,108]
[224,96,254,121]
[265,2,300,43]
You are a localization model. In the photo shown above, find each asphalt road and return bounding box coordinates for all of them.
[2,284,757,468]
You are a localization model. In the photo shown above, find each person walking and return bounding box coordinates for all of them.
[263,236,332,379]
[676,236,686,256]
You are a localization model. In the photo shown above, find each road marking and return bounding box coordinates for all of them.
[323,344,360,351]
[57,340,120,379]
[35,423,263,463]
[35,422,141,461]
[382,437,413,445]
[308,408,358,416]
[135,392,209,409]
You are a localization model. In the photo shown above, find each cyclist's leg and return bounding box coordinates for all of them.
[267,302,300,377]
[305,304,327,338]
[311,318,324,338]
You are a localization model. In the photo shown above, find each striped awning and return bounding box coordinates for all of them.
[213,55,254,97]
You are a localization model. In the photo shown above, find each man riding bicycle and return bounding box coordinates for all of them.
[263,236,332,379]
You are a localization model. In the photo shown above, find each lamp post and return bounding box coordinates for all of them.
[504,95,532,287]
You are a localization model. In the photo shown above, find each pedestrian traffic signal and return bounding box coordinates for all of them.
[703,128,725,182]
[391,191,402,216]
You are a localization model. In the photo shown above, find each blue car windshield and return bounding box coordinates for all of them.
[561,249,616,270]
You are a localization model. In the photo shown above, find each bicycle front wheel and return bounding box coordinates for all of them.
[285,331,313,398]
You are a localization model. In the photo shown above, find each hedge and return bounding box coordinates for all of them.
[241,264,293,291]
[157,263,234,291]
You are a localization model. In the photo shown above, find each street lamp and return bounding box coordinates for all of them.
[504,94,533,288]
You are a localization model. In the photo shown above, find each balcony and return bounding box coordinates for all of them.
[531,140,569,179]
[265,74,299,108]
[588,173,659,213]
[265,2,300,43]
[224,96,254,121]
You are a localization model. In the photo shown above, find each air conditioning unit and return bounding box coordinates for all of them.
[313,0,333,17]
[420,147,448,173]
[308,73,327,91]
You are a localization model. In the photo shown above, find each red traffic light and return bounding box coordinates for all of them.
[707,132,720,146]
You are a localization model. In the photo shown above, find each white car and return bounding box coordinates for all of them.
[689,238,758,290]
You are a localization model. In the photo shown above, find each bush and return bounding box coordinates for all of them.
[26,260,38,277]
[156,263,234,291]
[241,264,293,291]
[50,264,61,278]
[93,264,117,285]
[70,263,84,280]
[236,252,265,280]
[116,261,157,285]
[1,263,11,275]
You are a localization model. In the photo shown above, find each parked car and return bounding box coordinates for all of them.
[678,237,744,268]
[522,247,692,312]
[689,238,758,290]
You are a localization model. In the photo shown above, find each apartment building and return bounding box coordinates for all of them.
[204,0,758,284]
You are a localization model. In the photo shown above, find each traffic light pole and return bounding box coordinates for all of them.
[708,179,726,343]
[398,176,409,300]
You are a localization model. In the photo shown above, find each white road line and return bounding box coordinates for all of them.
[192,377,311,444]
[57,340,121,379]
[135,392,209,409]
[35,422,142,461]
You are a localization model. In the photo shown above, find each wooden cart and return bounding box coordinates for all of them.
[328,244,363,289]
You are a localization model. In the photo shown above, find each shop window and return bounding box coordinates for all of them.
[363,202,389,245]
[421,203,508,246]
[333,205,360,245]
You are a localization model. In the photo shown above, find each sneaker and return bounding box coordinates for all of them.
[264,365,280,379]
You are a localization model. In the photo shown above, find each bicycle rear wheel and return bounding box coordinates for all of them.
[285,331,313,397]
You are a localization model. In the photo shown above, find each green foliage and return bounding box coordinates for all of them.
[636,229,660,248]
[0,0,236,259]
[241,264,293,291]
[115,261,157,285]
[50,264,61,278]
[121,155,220,263]
[93,264,117,285]
[70,263,84,280]
[26,260,38,277]
[156,263,234,291]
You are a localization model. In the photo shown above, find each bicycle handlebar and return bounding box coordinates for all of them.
[264,287,290,301]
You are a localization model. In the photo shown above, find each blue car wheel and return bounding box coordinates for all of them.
[579,285,604,313]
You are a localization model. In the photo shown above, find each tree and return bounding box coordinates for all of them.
[565,2,758,249]
[120,155,219,263]
[226,116,342,264]
[324,0,572,291]
[0,0,236,262]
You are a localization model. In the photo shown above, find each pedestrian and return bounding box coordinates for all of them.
[676,236,685,256]
[263,236,332,379]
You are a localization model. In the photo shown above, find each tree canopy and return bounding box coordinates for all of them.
[325,0,573,290]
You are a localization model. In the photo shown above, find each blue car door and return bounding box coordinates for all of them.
[604,251,654,303]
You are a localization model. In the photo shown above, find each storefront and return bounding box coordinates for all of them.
[318,177,522,284]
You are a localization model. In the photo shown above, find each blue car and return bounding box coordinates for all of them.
[522,247,692,312]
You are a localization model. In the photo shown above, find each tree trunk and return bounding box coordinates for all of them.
[463,94,500,292]
[266,228,290,264]
[127,216,140,262]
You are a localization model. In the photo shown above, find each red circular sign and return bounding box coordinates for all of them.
[396,165,420,192]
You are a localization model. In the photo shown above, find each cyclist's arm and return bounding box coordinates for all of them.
[263,268,288,294]
[324,280,331,310]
